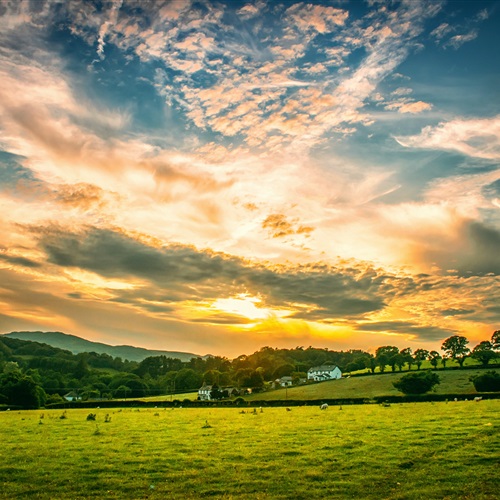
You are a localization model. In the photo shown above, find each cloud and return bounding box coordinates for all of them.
[96,0,123,60]
[31,225,399,321]
[386,100,433,114]
[356,321,455,341]
[411,220,500,277]
[395,116,500,160]
[0,253,41,268]
[285,3,348,34]
[262,214,314,239]
[430,4,490,49]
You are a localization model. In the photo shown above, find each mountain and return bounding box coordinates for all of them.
[2,331,202,363]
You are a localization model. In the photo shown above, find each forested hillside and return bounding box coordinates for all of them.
[1,331,498,408]
[4,331,200,362]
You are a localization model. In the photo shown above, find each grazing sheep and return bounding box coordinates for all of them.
[474,397,482,402]
[320,403,328,410]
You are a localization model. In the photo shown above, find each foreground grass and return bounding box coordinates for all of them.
[250,368,499,401]
[1,401,498,499]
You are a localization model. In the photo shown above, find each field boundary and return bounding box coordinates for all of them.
[33,391,500,410]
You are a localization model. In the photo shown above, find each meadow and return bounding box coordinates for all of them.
[1,401,498,499]
[246,368,499,402]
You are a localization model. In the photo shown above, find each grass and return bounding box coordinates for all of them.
[0,401,498,499]
[247,368,499,401]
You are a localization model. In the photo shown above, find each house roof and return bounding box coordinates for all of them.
[308,365,339,372]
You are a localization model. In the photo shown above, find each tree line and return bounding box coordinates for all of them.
[0,331,498,408]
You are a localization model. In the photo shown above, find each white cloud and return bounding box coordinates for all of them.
[395,116,500,160]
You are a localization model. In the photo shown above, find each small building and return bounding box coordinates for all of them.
[63,391,81,402]
[307,365,342,382]
[198,384,213,401]
[276,376,293,387]
[198,385,240,401]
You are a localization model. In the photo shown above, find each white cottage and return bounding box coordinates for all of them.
[198,384,213,401]
[307,365,342,381]
[276,376,293,387]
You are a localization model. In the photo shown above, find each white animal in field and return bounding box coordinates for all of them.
[474,397,482,402]
[320,403,328,410]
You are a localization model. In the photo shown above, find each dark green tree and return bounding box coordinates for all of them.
[441,335,470,367]
[428,351,441,369]
[376,346,399,373]
[73,354,90,379]
[471,341,496,367]
[174,368,202,391]
[0,371,46,408]
[491,330,500,350]
[400,348,414,370]
[393,371,440,395]
[414,349,429,370]
[470,371,500,392]
[272,363,295,379]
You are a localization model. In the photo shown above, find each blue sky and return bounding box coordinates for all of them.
[0,0,499,356]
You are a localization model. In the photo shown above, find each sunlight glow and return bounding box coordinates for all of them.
[211,295,271,320]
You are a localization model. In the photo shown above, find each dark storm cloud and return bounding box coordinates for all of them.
[460,222,500,276]
[440,308,475,317]
[0,254,41,268]
[34,225,398,320]
[481,179,500,200]
[420,221,500,277]
[356,321,455,341]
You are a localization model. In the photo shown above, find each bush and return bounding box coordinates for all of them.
[393,371,440,395]
[470,371,500,392]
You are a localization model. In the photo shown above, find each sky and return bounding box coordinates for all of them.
[0,0,499,358]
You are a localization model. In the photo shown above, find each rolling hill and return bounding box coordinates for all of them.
[2,331,202,363]
[246,368,500,401]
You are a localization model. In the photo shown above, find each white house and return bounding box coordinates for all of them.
[275,376,293,387]
[198,385,239,401]
[198,384,213,401]
[307,365,342,381]
[63,391,81,402]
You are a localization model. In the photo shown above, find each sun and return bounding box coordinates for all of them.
[211,294,271,321]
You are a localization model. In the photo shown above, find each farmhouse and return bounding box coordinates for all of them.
[276,376,293,387]
[307,365,342,381]
[198,385,240,401]
[198,384,213,401]
[63,391,81,402]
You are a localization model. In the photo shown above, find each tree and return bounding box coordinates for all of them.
[491,330,500,350]
[400,348,414,370]
[428,351,441,370]
[174,369,202,392]
[209,384,224,400]
[469,371,500,392]
[114,385,132,398]
[73,354,90,379]
[0,371,46,408]
[393,371,440,395]
[272,363,295,379]
[366,354,376,374]
[376,346,399,373]
[441,335,470,367]
[471,341,496,367]
[235,368,264,389]
[414,349,429,370]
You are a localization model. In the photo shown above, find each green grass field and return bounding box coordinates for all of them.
[247,368,499,401]
[1,401,498,499]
